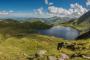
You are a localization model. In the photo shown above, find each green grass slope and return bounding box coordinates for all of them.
[0,34,89,60]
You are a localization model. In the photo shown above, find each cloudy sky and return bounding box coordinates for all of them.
[0,0,90,18]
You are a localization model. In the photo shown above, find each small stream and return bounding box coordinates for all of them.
[39,26,80,40]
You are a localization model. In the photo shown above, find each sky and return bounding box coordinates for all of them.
[0,0,90,18]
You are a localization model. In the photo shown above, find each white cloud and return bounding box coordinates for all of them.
[34,7,44,15]
[0,10,14,16]
[48,3,88,18]
[9,10,14,13]
[48,6,70,16]
[10,13,33,17]
[0,11,9,16]
[45,0,53,6]
[45,0,48,5]
[0,8,52,18]
[49,2,53,5]
[70,3,88,16]
[0,12,38,18]
[0,3,87,18]
[32,3,88,18]
[34,7,53,18]
[86,0,90,6]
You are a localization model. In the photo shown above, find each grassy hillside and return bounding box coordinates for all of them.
[0,19,52,37]
[0,19,89,60]
[0,34,89,60]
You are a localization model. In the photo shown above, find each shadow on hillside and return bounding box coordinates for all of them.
[76,31,90,40]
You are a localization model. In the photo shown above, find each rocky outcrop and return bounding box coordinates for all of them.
[82,55,90,59]
[27,52,69,60]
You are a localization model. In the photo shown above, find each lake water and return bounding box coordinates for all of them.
[39,26,80,40]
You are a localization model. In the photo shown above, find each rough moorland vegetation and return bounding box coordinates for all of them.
[0,34,90,60]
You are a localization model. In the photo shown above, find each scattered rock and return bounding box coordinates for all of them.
[71,53,83,58]
[36,50,47,57]
[82,55,90,59]
[48,56,57,60]
[58,53,69,60]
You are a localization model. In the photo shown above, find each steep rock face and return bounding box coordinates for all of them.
[77,11,90,24]
[76,11,90,39]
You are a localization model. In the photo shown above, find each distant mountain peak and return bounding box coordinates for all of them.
[77,11,90,24]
